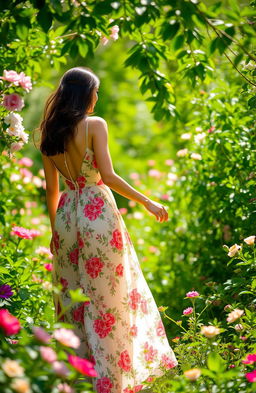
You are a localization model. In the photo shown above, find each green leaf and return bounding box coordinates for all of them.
[207,352,226,373]
[0,266,9,274]
[37,6,53,32]
[248,96,256,109]
[77,39,88,58]
[173,34,185,51]
[16,23,29,39]
[161,21,180,41]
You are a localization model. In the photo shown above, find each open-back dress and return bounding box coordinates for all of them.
[50,117,178,393]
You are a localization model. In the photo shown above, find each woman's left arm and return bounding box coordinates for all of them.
[41,154,60,235]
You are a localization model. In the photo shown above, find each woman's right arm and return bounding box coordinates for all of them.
[91,117,168,223]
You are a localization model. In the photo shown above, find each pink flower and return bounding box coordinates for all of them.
[53,328,80,348]
[39,346,57,363]
[119,208,127,215]
[68,354,97,377]
[186,291,200,298]
[183,307,193,315]
[3,94,24,111]
[18,157,33,167]
[0,70,20,85]
[117,350,131,372]
[11,226,40,239]
[144,342,158,362]
[35,246,53,259]
[57,383,74,393]
[10,142,24,152]
[101,36,109,45]
[245,370,256,383]
[0,309,21,336]
[110,25,119,40]
[52,361,70,377]
[44,263,53,272]
[96,376,113,393]
[242,354,256,365]
[110,229,123,250]
[18,72,32,92]
[32,326,51,343]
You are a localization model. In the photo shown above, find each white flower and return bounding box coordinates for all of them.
[194,132,206,144]
[200,325,221,338]
[20,130,29,143]
[181,133,191,140]
[177,148,188,157]
[167,172,178,181]
[244,235,255,245]
[4,112,23,126]
[191,153,202,160]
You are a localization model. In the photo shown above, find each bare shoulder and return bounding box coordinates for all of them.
[87,116,108,132]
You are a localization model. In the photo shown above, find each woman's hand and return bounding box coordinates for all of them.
[143,199,169,222]
[50,236,55,254]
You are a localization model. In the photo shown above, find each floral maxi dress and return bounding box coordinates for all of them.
[51,119,178,393]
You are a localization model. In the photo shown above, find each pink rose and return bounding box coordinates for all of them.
[69,248,79,265]
[3,94,24,111]
[96,377,113,393]
[245,370,256,383]
[115,263,124,276]
[18,72,32,92]
[117,350,131,372]
[110,229,123,250]
[0,309,21,336]
[18,157,33,167]
[68,354,97,377]
[183,307,193,315]
[39,346,57,363]
[186,291,200,298]
[10,142,24,152]
[85,257,104,278]
[32,326,51,344]
[0,70,20,85]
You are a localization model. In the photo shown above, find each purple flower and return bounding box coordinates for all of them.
[0,284,13,299]
[186,291,200,298]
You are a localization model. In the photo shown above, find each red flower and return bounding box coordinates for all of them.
[115,264,124,276]
[68,354,97,377]
[60,277,68,291]
[85,257,104,278]
[73,303,86,323]
[92,197,104,208]
[77,176,86,189]
[96,376,113,393]
[77,231,84,248]
[84,203,103,221]
[44,263,53,272]
[92,159,98,169]
[93,312,115,338]
[117,350,131,372]
[65,179,76,190]
[53,231,60,251]
[0,309,21,336]
[103,313,115,328]
[93,319,112,338]
[58,192,68,208]
[69,248,79,265]
[110,229,123,250]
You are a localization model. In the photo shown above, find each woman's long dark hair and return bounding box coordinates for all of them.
[39,67,99,156]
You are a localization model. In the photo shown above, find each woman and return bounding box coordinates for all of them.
[39,67,178,393]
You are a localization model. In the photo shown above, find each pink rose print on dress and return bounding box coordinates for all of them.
[69,248,79,265]
[161,354,177,369]
[123,385,144,393]
[96,376,113,393]
[58,192,68,209]
[128,288,141,310]
[72,302,90,323]
[115,263,124,276]
[144,342,158,363]
[77,231,84,248]
[84,197,104,221]
[93,312,115,338]
[129,325,138,336]
[53,231,60,253]
[85,257,104,278]
[140,299,148,314]
[60,277,68,291]
[156,320,166,336]
[110,229,123,250]
[92,158,98,169]
[117,350,132,372]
